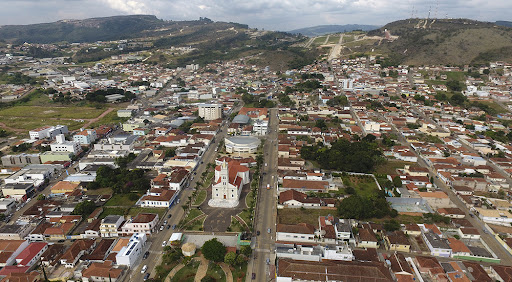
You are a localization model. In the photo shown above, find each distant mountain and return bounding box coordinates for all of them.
[288,24,380,36]
[0,15,173,44]
[495,21,512,28]
[359,18,512,65]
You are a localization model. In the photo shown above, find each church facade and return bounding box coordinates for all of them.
[208,160,250,208]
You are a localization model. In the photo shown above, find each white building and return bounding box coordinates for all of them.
[50,134,81,155]
[100,215,124,237]
[115,233,147,267]
[276,223,316,244]
[139,189,177,208]
[253,120,268,136]
[208,160,250,208]
[225,136,260,154]
[29,125,68,140]
[73,129,97,145]
[198,104,222,120]
[121,213,159,235]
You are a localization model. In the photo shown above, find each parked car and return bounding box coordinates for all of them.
[267,228,271,233]
[141,265,147,273]
[143,251,149,259]
[167,225,171,229]
[256,231,260,236]
[167,214,172,218]
[159,225,164,231]
[252,273,256,280]
[172,224,177,230]
[162,241,167,247]
[143,273,150,281]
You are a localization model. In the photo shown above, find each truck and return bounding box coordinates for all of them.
[267,184,270,190]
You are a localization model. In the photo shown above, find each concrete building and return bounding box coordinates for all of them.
[225,136,260,154]
[198,104,222,120]
[208,160,250,208]
[276,223,316,244]
[73,129,97,145]
[253,120,268,136]
[100,215,124,237]
[29,125,68,140]
[121,213,158,235]
[115,233,147,267]
[50,134,81,155]
[422,231,452,257]
[1,154,41,167]
[39,151,73,163]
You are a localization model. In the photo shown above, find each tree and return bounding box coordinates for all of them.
[224,251,237,266]
[72,201,97,218]
[392,176,403,188]
[202,238,226,262]
[383,219,400,232]
[235,254,246,265]
[240,245,252,257]
[315,119,327,131]
[36,194,45,200]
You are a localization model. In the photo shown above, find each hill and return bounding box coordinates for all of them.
[360,19,512,65]
[0,15,240,44]
[288,24,379,36]
[495,21,512,28]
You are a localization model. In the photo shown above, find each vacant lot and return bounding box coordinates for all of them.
[341,175,380,198]
[375,160,415,175]
[278,208,334,226]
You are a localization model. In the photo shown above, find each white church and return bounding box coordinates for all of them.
[208,160,250,208]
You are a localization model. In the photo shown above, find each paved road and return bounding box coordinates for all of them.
[247,108,279,282]
[129,105,240,281]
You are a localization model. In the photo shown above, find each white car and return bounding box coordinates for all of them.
[141,265,147,273]
[162,241,167,247]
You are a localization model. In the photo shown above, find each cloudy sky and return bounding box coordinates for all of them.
[0,0,511,31]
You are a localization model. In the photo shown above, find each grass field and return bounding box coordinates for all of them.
[313,36,327,45]
[442,71,466,81]
[327,35,340,44]
[342,175,380,198]
[205,263,226,282]
[375,160,415,175]
[478,101,507,114]
[232,263,248,282]
[89,110,129,128]
[343,35,355,43]
[171,260,200,282]
[343,39,378,48]
[184,208,203,223]
[193,190,207,206]
[278,208,334,226]
[0,116,84,131]
[238,209,252,227]
[104,193,140,207]
[0,106,105,119]
[99,207,129,219]
[128,207,167,218]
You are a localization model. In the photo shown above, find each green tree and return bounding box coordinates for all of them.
[72,201,97,218]
[392,176,403,188]
[202,238,226,262]
[315,119,327,131]
[240,245,252,257]
[235,254,246,265]
[224,251,237,266]
[383,219,400,232]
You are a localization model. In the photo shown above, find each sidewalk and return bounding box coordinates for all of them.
[194,256,209,282]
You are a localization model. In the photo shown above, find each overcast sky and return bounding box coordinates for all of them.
[0,0,511,31]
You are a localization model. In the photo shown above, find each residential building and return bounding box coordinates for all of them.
[14,242,48,267]
[0,240,29,267]
[82,261,123,282]
[276,223,316,243]
[73,129,97,145]
[422,231,452,257]
[384,231,411,253]
[60,239,95,268]
[1,154,41,167]
[139,188,177,208]
[100,215,124,237]
[121,213,159,235]
[357,228,379,249]
[198,103,222,120]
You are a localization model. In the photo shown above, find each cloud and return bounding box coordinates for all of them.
[0,0,511,30]
[99,0,152,15]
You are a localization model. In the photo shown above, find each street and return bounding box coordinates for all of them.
[129,104,241,281]
[247,108,279,282]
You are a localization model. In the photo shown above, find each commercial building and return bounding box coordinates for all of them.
[225,136,260,154]
[198,103,222,120]
[115,233,147,267]
[29,125,68,140]
[73,129,97,145]
[50,134,81,155]
[1,154,41,167]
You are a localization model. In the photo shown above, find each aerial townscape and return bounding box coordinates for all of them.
[2,7,512,282]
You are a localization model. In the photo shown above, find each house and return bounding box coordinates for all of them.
[457,227,481,240]
[0,224,34,241]
[82,261,123,282]
[43,222,75,240]
[276,223,316,243]
[278,190,321,207]
[50,181,79,195]
[447,238,471,257]
[384,231,411,253]
[437,207,465,218]
[84,219,101,238]
[82,239,116,262]
[139,189,177,208]
[415,256,447,281]
[116,233,147,267]
[475,208,512,226]
[121,213,159,235]
[0,240,29,267]
[357,227,379,249]
[100,215,124,237]
[280,179,330,193]
[14,242,48,267]
[417,191,453,209]
[403,224,422,236]
[387,252,414,281]
[60,239,96,268]
[208,160,250,208]
[422,231,452,257]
